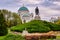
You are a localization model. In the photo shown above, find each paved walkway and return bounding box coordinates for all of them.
[9,30,60,36]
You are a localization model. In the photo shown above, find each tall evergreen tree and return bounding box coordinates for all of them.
[0,13,8,36]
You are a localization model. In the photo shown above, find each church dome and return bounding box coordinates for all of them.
[18,6,29,11]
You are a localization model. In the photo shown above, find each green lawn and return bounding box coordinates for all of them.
[0,28,25,40]
[0,36,6,40]
[0,33,25,40]
[56,36,60,39]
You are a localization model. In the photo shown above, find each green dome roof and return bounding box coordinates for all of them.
[18,6,29,11]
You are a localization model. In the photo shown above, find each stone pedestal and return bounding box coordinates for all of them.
[34,15,40,20]
[22,28,28,36]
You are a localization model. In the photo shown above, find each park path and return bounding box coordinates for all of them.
[8,29,60,36]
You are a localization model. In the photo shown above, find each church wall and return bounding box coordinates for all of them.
[19,11,31,23]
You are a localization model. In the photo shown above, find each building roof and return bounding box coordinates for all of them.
[18,6,29,11]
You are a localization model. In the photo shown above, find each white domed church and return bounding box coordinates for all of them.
[18,6,40,23]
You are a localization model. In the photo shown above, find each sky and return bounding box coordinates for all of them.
[0,0,60,21]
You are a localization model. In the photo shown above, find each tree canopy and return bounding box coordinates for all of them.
[0,13,8,36]
[0,9,22,27]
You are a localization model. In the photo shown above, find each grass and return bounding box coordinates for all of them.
[56,36,60,39]
[0,33,25,40]
[0,36,6,40]
[0,28,25,40]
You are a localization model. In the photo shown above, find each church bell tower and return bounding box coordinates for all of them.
[34,7,40,20]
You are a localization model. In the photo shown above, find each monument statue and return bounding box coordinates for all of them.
[22,28,28,36]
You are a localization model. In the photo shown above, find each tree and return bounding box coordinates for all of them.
[0,9,22,27]
[0,13,8,36]
[55,20,60,25]
[12,13,22,26]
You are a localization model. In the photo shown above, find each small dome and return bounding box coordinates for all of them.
[23,14,30,17]
[18,6,29,11]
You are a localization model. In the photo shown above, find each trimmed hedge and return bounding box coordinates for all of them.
[11,20,60,33]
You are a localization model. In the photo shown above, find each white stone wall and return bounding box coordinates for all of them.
[18,11,33,23]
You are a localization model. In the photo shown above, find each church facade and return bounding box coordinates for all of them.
[18,6,40,23]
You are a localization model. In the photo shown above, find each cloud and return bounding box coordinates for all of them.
[20,0,42,4]
[0,0,60,21]
[49,0,60,2]
[53,1,60,6]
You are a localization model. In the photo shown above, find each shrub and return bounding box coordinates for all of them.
[11,20,60,33]
[11,20,51,33]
